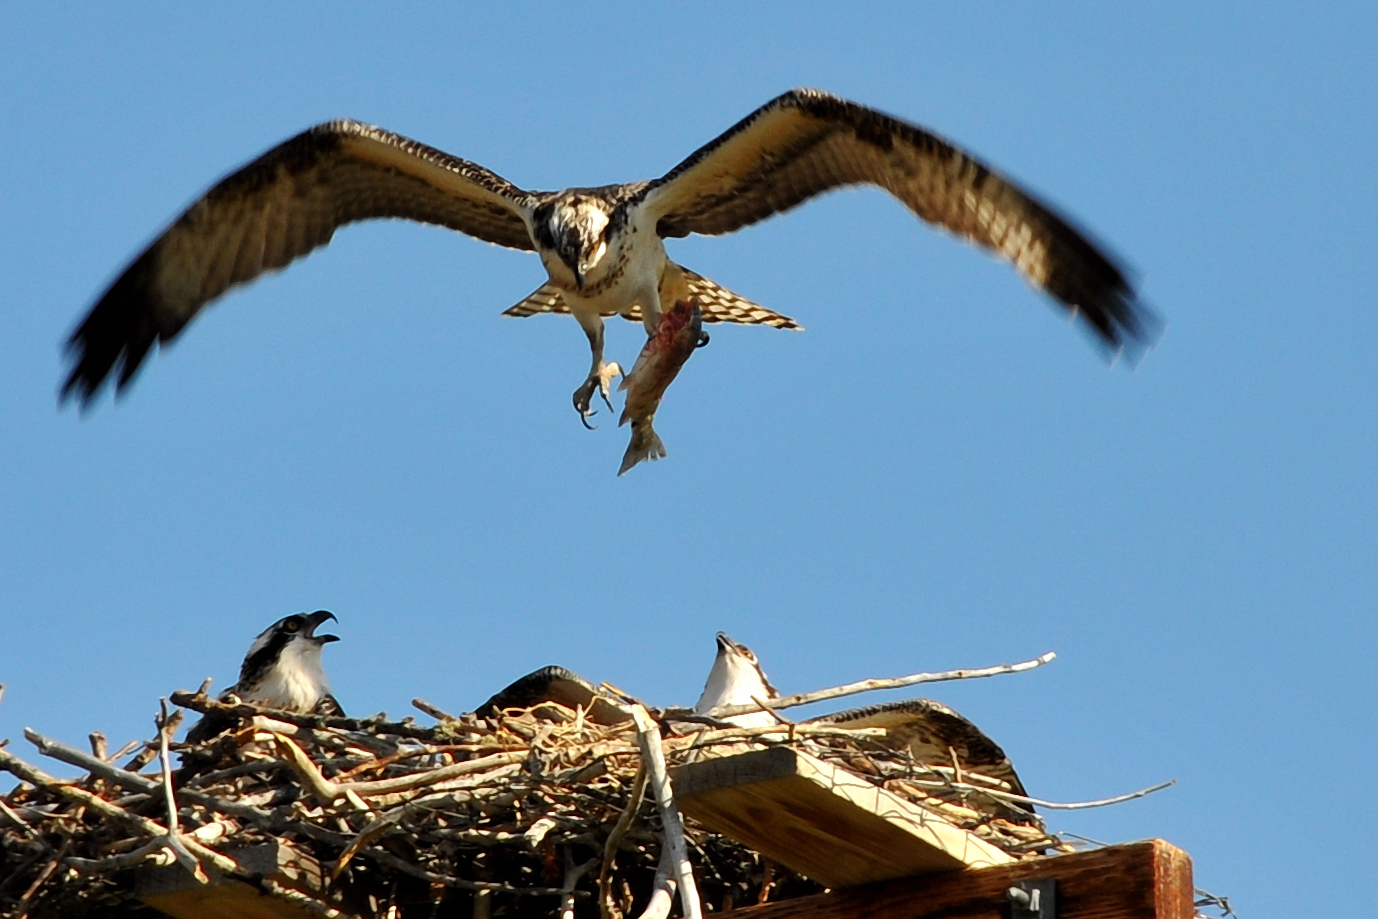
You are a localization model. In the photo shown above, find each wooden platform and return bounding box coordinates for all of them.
[671,745,1012,888]
[734,839,1194,919]
[135,841,324,919]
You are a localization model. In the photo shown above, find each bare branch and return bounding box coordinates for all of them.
[600,764,648,919]
[23,727,276,828]
[560,852,600,919]
[170,690,433,739]
[630,705,701,919]
[633,847,677,919]
[687,651,1057,720]
[903,776,1177,810]
[0,746,240,876]
[412,698,457,721]
[158,698,207,883]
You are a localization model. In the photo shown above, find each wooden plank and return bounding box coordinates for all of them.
[731,839,1193,919]
[671,746,1011,888]
[135,840,331,919]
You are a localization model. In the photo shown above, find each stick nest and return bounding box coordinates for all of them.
[1,693,1068,919]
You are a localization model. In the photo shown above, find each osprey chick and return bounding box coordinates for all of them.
[63,88,1155,450]
[185,610,343,743]
[694,632,780,728]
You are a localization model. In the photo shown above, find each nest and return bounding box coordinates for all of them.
[1,688,1070,919]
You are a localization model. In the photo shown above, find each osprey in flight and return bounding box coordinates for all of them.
[63,88,1153,435]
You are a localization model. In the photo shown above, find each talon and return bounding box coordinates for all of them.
[574,362,621,429]
[696,331,710,349]
[573,380,599,429]
[598,361,623,413]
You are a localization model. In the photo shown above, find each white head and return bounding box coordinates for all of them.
[532,193,612,289]
[236,610,339,712]
[694,632,780,728]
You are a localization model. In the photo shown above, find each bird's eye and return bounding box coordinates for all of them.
[283,619,300,633]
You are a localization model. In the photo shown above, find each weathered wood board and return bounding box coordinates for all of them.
[135,840,325,919]
[733,839,1193,919]
[671,745,1011,888]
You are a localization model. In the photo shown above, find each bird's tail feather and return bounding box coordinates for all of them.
[679,267,803,330]
[502,282,566,318]
[501,267,803,330]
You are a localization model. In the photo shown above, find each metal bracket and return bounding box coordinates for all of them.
[1007,878,1057,919]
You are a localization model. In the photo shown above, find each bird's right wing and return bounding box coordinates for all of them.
[64,120,538,405]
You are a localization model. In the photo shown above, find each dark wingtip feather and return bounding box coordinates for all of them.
[1034,206,1163,365]
[59,249,167,409]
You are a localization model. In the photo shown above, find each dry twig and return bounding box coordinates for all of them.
[692,651,1057,720]
[630,705,702,919]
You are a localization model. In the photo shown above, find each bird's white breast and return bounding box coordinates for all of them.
[242,639,334,712]
[694,655,776,728]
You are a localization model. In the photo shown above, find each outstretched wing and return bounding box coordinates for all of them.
[503,266,801,329]
[64,120,537,405]
[637,88,1153,352]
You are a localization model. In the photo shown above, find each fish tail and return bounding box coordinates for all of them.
[618,419,667,476]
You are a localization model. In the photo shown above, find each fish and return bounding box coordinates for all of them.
[617,298,707,475]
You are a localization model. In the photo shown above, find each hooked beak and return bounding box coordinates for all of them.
[715,631,738,654]
[305,610,340,644]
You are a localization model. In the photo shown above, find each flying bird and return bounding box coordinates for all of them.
[185,610,343,743]
[694,632,781,728]
[63,88,1154,440]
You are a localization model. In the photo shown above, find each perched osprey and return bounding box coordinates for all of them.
[694,632,781,728]
[63,88,1153,437]
[184,610,343,743]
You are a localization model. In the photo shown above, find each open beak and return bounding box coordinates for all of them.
[715,632,738,654]
[305,610,340,644]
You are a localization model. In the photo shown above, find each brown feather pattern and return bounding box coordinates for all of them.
[640,88,1151,350]
[811,697,1029,802]
[63,120,535,403]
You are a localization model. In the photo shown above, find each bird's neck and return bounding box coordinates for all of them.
[241,641,333,712]
[695,655,776,728]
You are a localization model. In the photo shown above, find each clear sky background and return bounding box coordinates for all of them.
[2,5,1375,916]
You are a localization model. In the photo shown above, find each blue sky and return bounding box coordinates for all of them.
[2,5,1375,916]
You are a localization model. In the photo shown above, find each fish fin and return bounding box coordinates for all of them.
[618,420,666,476]
[679,266,804,330]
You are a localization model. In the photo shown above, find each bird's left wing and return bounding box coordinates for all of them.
[636,89,1153,352]
[63,120,538,405]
